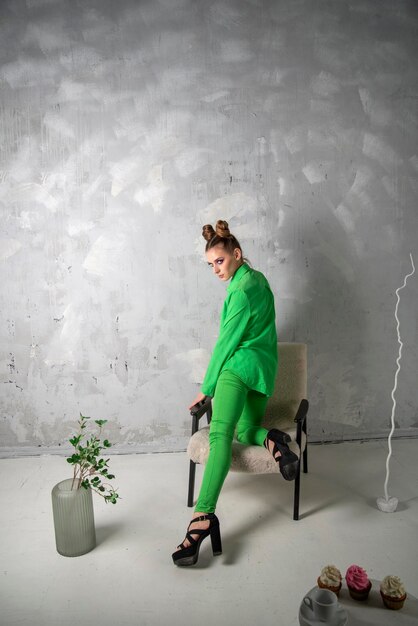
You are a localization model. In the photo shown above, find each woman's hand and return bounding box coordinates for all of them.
[188,392,207,411]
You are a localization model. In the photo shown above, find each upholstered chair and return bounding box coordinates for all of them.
[186,343,308,520]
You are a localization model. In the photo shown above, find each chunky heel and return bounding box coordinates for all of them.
[210,523,222,556]
[172,513,222,567]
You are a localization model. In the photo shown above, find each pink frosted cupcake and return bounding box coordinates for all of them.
[345,565,372,601]
[317,565,342,596]
[380,575,407,610]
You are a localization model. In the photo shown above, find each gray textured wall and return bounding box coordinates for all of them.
[1,0,418,455]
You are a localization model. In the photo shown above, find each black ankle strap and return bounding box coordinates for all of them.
[191,513,215,523]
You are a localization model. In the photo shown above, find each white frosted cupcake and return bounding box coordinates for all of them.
[317,565,342,596]
[380,575,407,610]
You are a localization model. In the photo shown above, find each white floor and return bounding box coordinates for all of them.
[1,439,418,626]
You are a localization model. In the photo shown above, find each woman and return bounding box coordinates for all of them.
[172,220,298,566]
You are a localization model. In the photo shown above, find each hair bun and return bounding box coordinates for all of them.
[215,220,231,238]
[202,224,216,242]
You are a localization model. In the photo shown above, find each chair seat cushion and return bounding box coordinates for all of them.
[187,426,306,475]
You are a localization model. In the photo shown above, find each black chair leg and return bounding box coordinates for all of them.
[293,459,301,520]
[187,460,196,508]
[293,402,307,520]
[303,444,308,474]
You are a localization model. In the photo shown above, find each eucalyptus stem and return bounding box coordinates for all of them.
[66,413,120,504]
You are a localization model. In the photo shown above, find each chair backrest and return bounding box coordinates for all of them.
[262,342,307,430]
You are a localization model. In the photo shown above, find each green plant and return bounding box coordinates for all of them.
[67,413,120,504]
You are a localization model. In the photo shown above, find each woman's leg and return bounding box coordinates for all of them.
[237,391,299,481]
[235,390,268,447]
[194,370,249,513]
[236,394,297,476]
[174,371,248,555]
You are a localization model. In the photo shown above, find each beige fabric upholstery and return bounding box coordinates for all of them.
[187,343,307,475]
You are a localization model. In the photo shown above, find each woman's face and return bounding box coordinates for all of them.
[206,245,242,281]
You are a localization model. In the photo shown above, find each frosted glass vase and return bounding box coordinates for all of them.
[51,478,96,557]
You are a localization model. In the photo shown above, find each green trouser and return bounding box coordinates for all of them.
[195,370,269,513]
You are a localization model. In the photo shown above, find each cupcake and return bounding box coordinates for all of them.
[317,565,342,596]
[345,565,372,601]
[380,575,407,610]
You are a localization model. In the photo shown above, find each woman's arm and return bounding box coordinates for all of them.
[200,289,250,397]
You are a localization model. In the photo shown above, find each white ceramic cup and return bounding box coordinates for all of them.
[303,588,338,622]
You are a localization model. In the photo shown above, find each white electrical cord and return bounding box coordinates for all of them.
[377,253,415,512]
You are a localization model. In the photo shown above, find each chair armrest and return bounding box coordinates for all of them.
[190,396,212,419]
[294,399,309,425]
[190,396,212,437]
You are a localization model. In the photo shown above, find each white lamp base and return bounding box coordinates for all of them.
[376,496,398,512]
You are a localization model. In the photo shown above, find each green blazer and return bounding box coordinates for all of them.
[201,263,278,397]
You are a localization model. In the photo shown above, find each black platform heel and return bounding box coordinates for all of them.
[172,513,222,567]
[264,428,299,481]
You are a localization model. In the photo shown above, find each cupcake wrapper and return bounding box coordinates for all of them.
[348,581,372,601]
[380,591,406,610]
[317,577,342,597]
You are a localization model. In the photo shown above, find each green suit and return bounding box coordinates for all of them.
[202,263,278,397]
[196,263,278,513]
